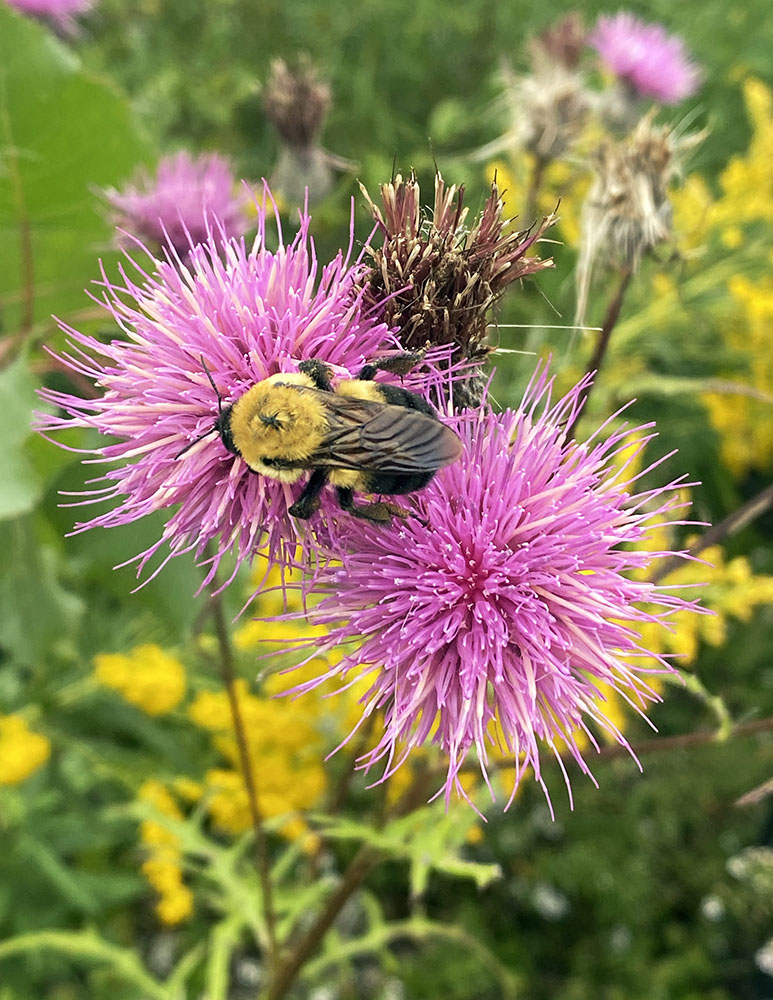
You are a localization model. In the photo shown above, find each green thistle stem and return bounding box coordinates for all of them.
[210,591,279,972]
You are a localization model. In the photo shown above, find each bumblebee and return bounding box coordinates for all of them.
[201,354,462,522]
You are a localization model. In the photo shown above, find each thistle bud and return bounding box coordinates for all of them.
[575,115,699,322]
[535,12,586,71]
[496,15,590,167]
[264,56,331,149]
[264,56,340,206]
[360,171,555,408]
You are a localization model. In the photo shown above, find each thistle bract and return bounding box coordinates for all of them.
[360,172,555,408]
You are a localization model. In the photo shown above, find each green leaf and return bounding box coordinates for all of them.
[0,929,170,1000]
[0,4,152,335]
[0,355,43,519]
[17,832,98,914]
[0,516,84,662]
[314,803,502,900]
[305,917,521,1000]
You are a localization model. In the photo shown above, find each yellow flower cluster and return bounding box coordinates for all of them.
[138,779,194,925]
[703,274,773,476]
[668,78,773,476]
[623,478,773,665]
[189,678,326,848]
[94,644,186,715]
[641,544,773,665]
[711,79,773,233]
[0,714,50,786]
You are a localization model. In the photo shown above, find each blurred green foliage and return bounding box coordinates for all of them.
[1,0,773,998]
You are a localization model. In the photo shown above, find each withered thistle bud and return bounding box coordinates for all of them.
[535,12,586,71]
[264,55,331,149]
[497,35,590,166]
[264,56,338,206]
[575,115,700,323]
[360,171,555,408]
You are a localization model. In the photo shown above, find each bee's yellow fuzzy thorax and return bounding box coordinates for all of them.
[229,373,327,472]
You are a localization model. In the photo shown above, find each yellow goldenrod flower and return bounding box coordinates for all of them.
[137,779,193,925]
[94,644,186,715]
[667,79,773,476]
[703,275,773,475]
[172,776,203,803]
[0,715,50,786]
[190,681,327,840]
[155,882,194,925]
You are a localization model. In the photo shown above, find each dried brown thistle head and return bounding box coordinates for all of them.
[575,114,702,323]
[360,171,556,407]
[498,17,591,165]
[264,56,350,207]
[264,56,331,150]
[534,12,587,71]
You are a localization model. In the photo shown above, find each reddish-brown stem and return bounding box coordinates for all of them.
[264,764,434,1000]
[265,843,380,1000]
[565,268,632,441]
[210,593,278,970]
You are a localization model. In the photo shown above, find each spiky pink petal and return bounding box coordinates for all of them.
[105,152,251,257]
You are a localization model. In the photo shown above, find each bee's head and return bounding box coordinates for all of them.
[215,404,239,455]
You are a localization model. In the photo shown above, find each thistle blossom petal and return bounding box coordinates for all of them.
[295,366,703,808]
[37,197,399,588]
[590,13,700,105]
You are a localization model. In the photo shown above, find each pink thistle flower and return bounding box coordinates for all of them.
[590,13,700,105]
[5,0,91,32]
[295,367,702,810]
[37,197,400,589]
[104,152,252,258]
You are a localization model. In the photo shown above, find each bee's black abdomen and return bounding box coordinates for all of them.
[364,470,434,495]
[375,383,434,416]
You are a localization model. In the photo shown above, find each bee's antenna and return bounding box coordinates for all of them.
[200,355,223,415]
[175,356,224,460]
[174,427,217,460]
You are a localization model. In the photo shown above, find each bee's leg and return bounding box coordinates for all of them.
[297,359,334,391]
[358,348,427,382]
[288,469,328,519]
[336,487,414,523]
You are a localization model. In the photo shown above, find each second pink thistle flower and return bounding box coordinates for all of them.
[299,368,702,808]
[105,152,252,257]
[590,13,700,105]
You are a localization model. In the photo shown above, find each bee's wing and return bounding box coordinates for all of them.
[307,392,462,474]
